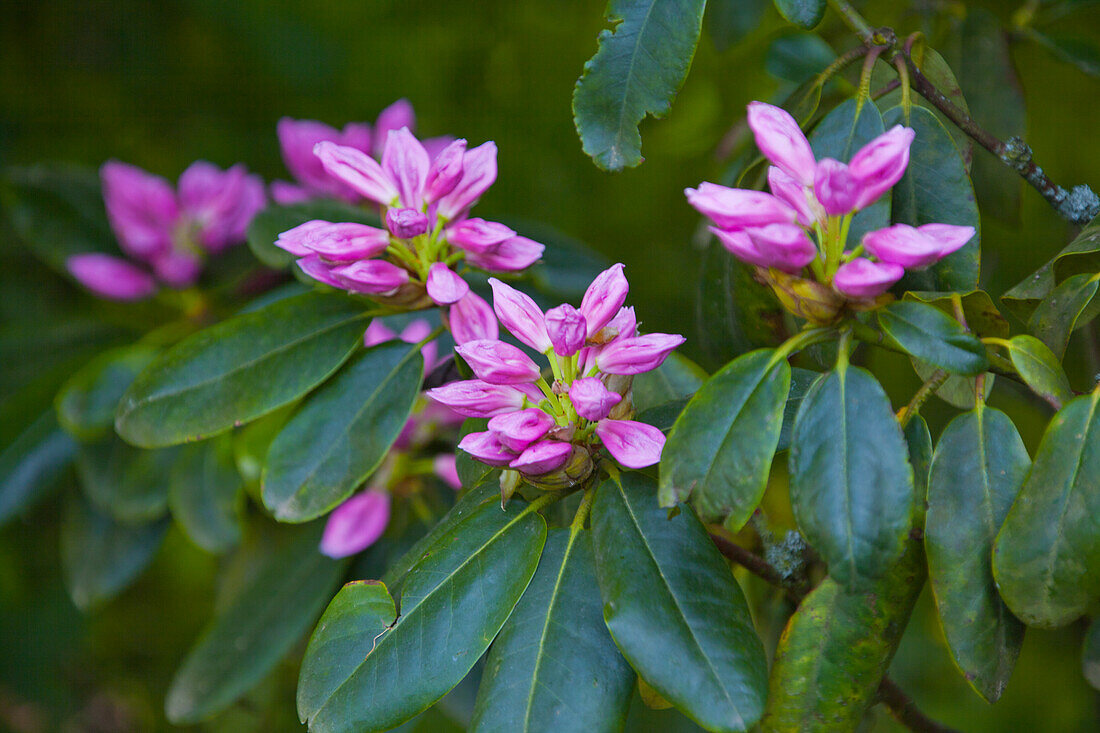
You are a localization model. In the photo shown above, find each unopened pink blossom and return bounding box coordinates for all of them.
[510,440,572,475]
[296,254,351,289]
[314,141,399,205]
[433,454,462,490]
[67,253,158,301]
[101,161,179,259]
[596,333,686,375]
[580,263,629,338]
[488,278,551,352]
[569,377,622,421]
[371,99,417,158]
[746,101,818,186]
[863,224,945,269]
[275,220,329,256]
[849,125,915,209]
[466,236,544,272]
[813,158,859,216]
[426,380,529,417]
[917,223,975,258]
[832,257,904,299]
[382,127,430,210]
[320,490,391,558]
[426,263,470,305]
[595,419,665,469]
[711,228,774,269]
[385,208,430,239]
[330,259,410,294]
[277,118,371,200]
[436,141,498,221]
[545,303,587,356]
[746,223,818,273]
[488,408,557,452]
[447,292,499,344]
[767,166,818,227]
[424,138,467,203]
[685,183,797,230]
[458,430,517,466]
[151,250,203,287]
[456,339,542,385]
[446,218,516,254]
[296,222,391,262]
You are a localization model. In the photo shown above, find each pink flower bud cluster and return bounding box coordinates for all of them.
[67,161,266,301]
[426,265,684,490]
[685,102,975,302]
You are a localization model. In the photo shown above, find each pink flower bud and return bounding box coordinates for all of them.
[685,183,797,230]
[458,431,517,466]
[329,259,410,295]
[372,99,417,158]
[510,440,573,476]
[457,338,541,385]
[385,208,429,239]
[340,122,373,154]
[150,250,203,287]
[746,102,817,186]
[314,141,398,206]
[363,320,397,347]
[487,408,556,453]
[768,166,819,227]
[917,223,975,258]
[603,306,637,341]
[296,254,347,289]
[832,257,904,300]
[849,125,915,209]
[178,161,266,252]
[446,218,516,254]
[434,454,462,490]
[466,236,544,272]
[425,263,469,305]
[596,333,685,375]
[424,139,467,203]
[436,141,498,221]
[447,291,499,344]
[100,160,178,259]
[399,319,438,369]
[381,127,430,210]
[711,227,773,269]
[863,223,943,269]
[270,181,311,205]
[426,380,529,417]
[596,419,665,469]
[293,221,390,262]
[545,303,587,356]
[275,220,328,256]
[569,377,622,421]
[278,118,348,196]
[67,253,158,301]
[813,158,859,216]
[579,263,629,338]
[488,278,551,352]
[746,223,818,273]
[320,490,391,558]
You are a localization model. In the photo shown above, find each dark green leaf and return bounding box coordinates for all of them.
[636,397,690,432]
[1084,618,1100,690]
[912,357,994,410]
[927,405,1029,702]
[165,521,347,723]
[660,350,790,530]
[55,345,160,439]
[470,529,635,733]
[765,32,835,84]
[878,301,989,376]
[60,492,168,610]
[706,0,766,51]
[776,367,819,452]
[632,351,707,412]
[592,473,767,732]
[262,341,423,522]
[772,0,825,29]
[789,365,915,589]
[1029,30,1100,77]
[573,0,707,171]
[299,499,547,732]
[993,390,1100,627]
[1000,335,1075,409]
[0,410,76,526]
[903,290,1009,338]
[247,200,380,269]
[1002,215,1100,323]
[77,436,178,522]
[169,438,244,554]
[1027,272,1100,358]
[117,292,369,447]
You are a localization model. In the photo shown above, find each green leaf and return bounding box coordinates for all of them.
[299,499,547,732]
[117,292,369,447]
[789,365,915,589]
[706,0,766,52]
[455,419,497,489]
[470,529,635,733]
[573,0,707,171]
[636,397,690,432]
[168,438,244,554]
[765,32,835,84]
[1000,335,1075,409]
[55,345,160,439]
[165,521,347,723]
[885,106,980,292]
[777,367,819,452]
[246,200,380,269]
[591,472,768,732]
[926,405,1029,702]
[1002,215,1100,323]
[993,390,1100,628]
[660,350,790,530]
[60,492,168,611]
[772,0,825,29]
[1027,272,1100,358]
[1084,618,1100,690]
[877,301,989,376]
[632,351,707,412]
[912,357,994,410]
[0,410,76,526]
[902,290,1009,338]
[1029,30,1100,78]
[77,436,179,522]
[262,341,423,522]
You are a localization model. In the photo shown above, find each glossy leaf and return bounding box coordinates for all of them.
[660,350,790,530]
[993,390,1100,627]
[636,397,690,432]
[299,499,547,732]
[165,521,347,723]
[573,0,707,171]
[77,436,179,522]
[117,292,369,447]
[764,32,834,84]
[789,365,914,589]
[262,341,423,522]
[0,410,76,526]
[169,438,244,554]
[772,0,825,29]
[927,405,1029,702]
[1084,618,1100,690]
[1002,215,1100,322]
[877,301,988,376]
[55,345,160,439]
[60,492,168,611]
[1001,335,1075,409]
[912,357,994,410]
[592,472,768,732]
[776,367,818,452]
[470,529,635,733]
[247,200,381,269]
[903,290,1009,339]
[706,0,766,51]
[1027,272,1100,358]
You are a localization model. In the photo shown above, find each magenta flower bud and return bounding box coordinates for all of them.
[466,236,544,272]
[424,136,457,161]
[270,181,311,205]
[67,253,157,301]
[456,339,542,385]
[447,291,499,345]
[178,161,266,252]
[150,250,203,287]
[602,306,637,342]
[863,223,943,269]
[426,380,529,417]
[363,320,397,347]
[100,161,178,259]
[595,419,665,469]
[685,183,797,230]
[436,141,498,221]
[813,158,859,216]
[329,259,410,295]
[917,223,976,259]
[446,218,516,254]
[340,122,373,154]
[385,207,430,239]
[320,490,391,558]
[381,127,430,210]
[596,333,685,375]
[545,303,587,356]
[768,166,819,227]
[372,99,417,158]
[424,138,467,203]
[275,220,327,255]
[399,319,438,369]
[746,102,817,186]
[569,377,622,421]
[579,263,629,338]
[832,257,904,300]
[510,440,573,476]
[458,431,517,466]
[487,408,556,453]
[296,255,347,289]
[425,262,469,306]
[710,227,772,269]
[278,118,347,195]
[434,454,462,490]
[849,125,916,209]
[293,221,390,262]
[746,223,818,273]
[314,141,399,206]
[488,278,551,352]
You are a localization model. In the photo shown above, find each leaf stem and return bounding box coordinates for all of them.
[896,369,948,429]
[570,486,597,534]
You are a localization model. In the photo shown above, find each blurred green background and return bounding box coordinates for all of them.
[2,0,1100,730]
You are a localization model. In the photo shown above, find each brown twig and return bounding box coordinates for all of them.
[878,677,963,733]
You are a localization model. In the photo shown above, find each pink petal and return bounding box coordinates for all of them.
[487,278,551,352]
[426,262,470,306]
[320,490,391,558]
[832,257,904,299]
[685,183,797,230]
[433,454,462,490]
[596,419,665,469]
[426,380,529,418]
[569,377,622,421]
[579,263,629,338]
[314,141,398,206]
[100,160,178,259]
[436,141,497,221]
[746,102,817,186]
[330,259,410,295]
[510,440,573,475]
[446,291,499,345]
[67,253,157,301]
[466,236,544,272]
[372,99,417,158]
[381,127,430,210]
